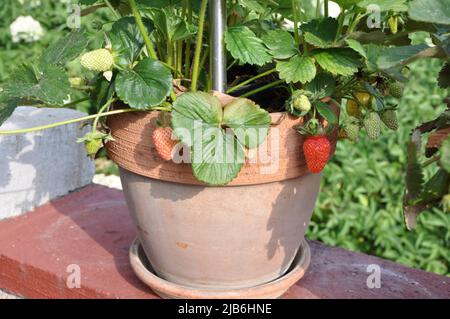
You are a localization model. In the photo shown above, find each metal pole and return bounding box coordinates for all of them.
[209,0,227,92]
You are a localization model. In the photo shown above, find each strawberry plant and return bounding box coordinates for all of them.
[0,0,448,223]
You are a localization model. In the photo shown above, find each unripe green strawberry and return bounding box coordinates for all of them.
[388,15,398,34]
[293,94,311,112]
[84,139,103,158]
[69,77,84,87]
[344,122,360,142]
[388,82,404,98]
[381,109,398,131]
[80,48,114,72]
[363,112,381,140]
[77,131,112,159]
[442,194,450,213]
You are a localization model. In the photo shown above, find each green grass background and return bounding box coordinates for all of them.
[1,1,449,276]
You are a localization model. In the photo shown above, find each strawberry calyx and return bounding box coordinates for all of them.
[77,130,114,159]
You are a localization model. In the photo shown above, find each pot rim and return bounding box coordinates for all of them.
[106,105,338,187]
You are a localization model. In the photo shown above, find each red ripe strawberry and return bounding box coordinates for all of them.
[152,127,178,161]
[303,136,331,174]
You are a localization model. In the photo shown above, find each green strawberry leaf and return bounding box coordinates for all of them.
[115,58,172,109]
[332,0,361,8]
[191,128,245,186]
[171,92,242,186]
[136,0,180,8]
[225,26,272,66]
[4,63,71,105]
[304,73,336,99]
[0,96,19,126]
[40,30,89,66]
[79,0,99,5]
[377,45,427,69]
[358,0,408,12]
[313,48,361,76]
[316,101,337,125]
[345,39,367,59]
[223,98,271,149]
[171,92,270,185]
[419,169,450,205]
[301,17,339,49]
[145,8,197,42]
[262,29,297,59]
[269,0,316,19]
[171,92,223,147]
[239,0,266,13]
[276,55,316,84]
[408,0,450,25]
[109,16,154,67]
[364,44,383,72]
[405,130,424,202]
[91,74,116,111]
[441,137,450,173]
[403,131,426,230]
[438,63,450,89]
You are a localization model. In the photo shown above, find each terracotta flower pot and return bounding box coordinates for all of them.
[106,104,338,296]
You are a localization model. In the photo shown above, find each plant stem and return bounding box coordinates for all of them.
[199,47,210,71]
[170,89,177,102]
[199,47,210,90]
[335,7,345,41]
[184,0,193,78]
[191,0,208,92]
[184,40,192,78]
[240,80,284,98]
[227,59,237,71]
[167,41,173,67]
[81,4,107,16]
[25,96,90,109]
[104,0,120,19]
[227,68,276,94]
[346,12,363,35]
[0,109,138,136]
[177,40,183,75]
[292,0,300,44]
[423,156,441,168]
[129,0,158,59]
[56,97,91,108]
[316,0,321,18]
[92,98,116,133]
[324,0,329,17]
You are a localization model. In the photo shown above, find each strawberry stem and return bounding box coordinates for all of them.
[191,0,208,92]
[226,68,277,94]
[104,0,120,19]
[0,109,138,135]
[130,0,158,60]
[92,97,117,133]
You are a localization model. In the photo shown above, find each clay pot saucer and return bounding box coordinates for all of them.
[129,237,311,299]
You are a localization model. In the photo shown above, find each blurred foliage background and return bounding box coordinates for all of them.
[311,58,450,276]
[0,1,448,276]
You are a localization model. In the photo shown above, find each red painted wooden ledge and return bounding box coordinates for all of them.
[0,185,449,299]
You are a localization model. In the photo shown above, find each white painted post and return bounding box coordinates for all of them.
[0,107,95,219]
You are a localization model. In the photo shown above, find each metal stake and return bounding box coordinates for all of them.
[209,0,227,93]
